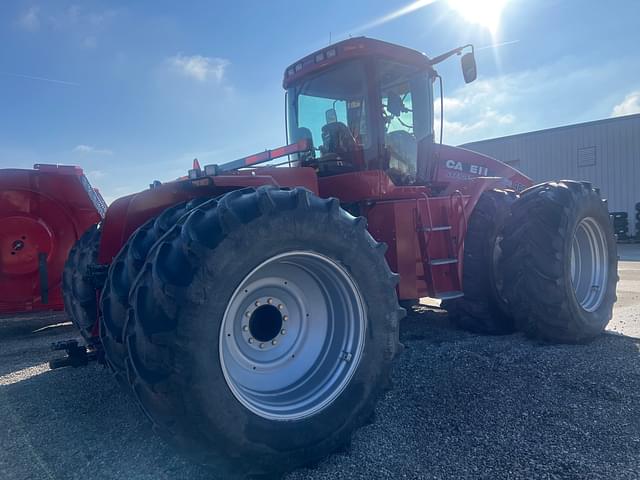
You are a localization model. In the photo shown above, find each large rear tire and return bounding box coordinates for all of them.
[443,189,518,334]
[501,181,618,343]
[100,198,208,387]
[124,186,403,476]
[62,224,101,342]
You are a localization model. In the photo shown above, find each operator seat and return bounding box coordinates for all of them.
[321,122,357,157]
[310,122,359,176]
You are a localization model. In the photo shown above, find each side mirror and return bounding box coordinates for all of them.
[461,52,477,84]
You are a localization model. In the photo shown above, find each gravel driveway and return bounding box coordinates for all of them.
[1,262,639,480]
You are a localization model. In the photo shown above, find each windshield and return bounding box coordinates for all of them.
[378,59,433,183]
[286,58,433,181]
[287,60,370,158]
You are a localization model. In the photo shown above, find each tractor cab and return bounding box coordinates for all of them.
[285,37,438,185]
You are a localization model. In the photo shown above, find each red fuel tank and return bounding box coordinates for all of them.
[0,164,104,314]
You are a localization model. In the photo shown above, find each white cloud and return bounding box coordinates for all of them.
[611,91,640,117]
[18,7,40,31]
[167,54,229,82]
[73,145,113,155]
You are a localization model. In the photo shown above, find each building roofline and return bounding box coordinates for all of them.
[461,112,640,147]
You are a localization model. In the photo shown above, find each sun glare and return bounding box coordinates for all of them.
[448,0,510,33]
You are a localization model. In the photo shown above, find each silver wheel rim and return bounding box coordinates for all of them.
[219,251,366,421]
[570,217,608,312]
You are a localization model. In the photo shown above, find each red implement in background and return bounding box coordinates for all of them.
[0,164,105,314]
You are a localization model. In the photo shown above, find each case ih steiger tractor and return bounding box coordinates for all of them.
[58,38,618,476]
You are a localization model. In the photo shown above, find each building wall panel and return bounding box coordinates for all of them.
[462,114,640,234]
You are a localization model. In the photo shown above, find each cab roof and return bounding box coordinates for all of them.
[283,37,434,89]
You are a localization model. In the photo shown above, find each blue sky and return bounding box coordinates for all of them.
[1,0,639,203]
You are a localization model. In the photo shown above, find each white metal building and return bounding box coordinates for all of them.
[462,113,640,233]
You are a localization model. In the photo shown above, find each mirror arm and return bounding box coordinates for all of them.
[429,44,474,66]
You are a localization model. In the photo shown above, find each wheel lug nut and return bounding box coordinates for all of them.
[283,315,288,321]
[245,311,250,317]
[242,325,248,332]
[259,343,264,349]
[281,329,286,335]
[278,304,283,310]
[271,339,277,345]
[248,338,254,344]
[267,298,273,304]
[255,301,260,306]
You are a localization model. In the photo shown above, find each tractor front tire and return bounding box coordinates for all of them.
[62,224,101,342]
[444,189,518,334]
[124,187,403,477]
[501,181,618,343]
[100,198,208,387]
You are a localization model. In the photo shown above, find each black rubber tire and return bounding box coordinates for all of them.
[100,198,209,387]
[62,224,101,343]
[501,181,618,343]
[124,186,403,477]
[443,189,518,334]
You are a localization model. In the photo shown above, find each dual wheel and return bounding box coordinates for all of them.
[444,181,618,343]
[97,187,402,476]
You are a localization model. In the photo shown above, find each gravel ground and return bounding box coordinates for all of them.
[1,261,639,479]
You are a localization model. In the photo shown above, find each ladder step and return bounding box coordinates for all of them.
[417,225,452,232]
[430,258,458,266]
[435,291,464,300]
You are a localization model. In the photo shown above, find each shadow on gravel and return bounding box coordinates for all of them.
[1,308,639,480]
[0,312,77,378]
[0,311,69,338]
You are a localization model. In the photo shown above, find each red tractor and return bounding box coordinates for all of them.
[59,38,618,476]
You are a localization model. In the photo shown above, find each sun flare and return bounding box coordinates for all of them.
[448,0,510,33]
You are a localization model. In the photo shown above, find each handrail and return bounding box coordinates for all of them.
[218,139,312,172]
[450,190,467,274]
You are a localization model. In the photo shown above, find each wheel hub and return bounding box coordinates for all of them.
[219,251,366,421]
[242,296,289,351]
[570,217,608,312]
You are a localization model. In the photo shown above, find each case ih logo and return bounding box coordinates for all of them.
[445,160,489,176]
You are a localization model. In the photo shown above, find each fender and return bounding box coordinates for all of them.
[97,167,319,264]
